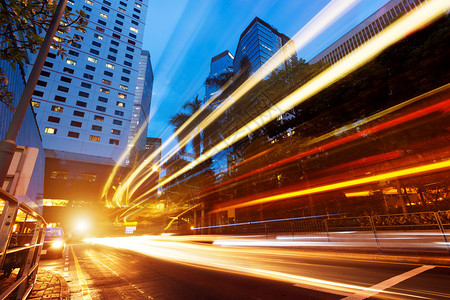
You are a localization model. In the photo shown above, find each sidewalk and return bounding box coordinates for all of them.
[28,269,68,300]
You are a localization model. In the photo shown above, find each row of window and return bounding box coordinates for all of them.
[44,126,120,145]
[320,0,423,65]
[84,0,143,17]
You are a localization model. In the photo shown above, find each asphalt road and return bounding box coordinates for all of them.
[39,236,450,299]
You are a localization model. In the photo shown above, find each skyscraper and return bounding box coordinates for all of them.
[27,0,150,166]
[128,50,153,165]
[233,17,297,76]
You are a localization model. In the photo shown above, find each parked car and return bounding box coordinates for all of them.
[42,227,65,258]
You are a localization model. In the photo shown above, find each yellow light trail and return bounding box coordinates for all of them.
[127,0,450,212]
[105,0,361,208]
[211,159,450,213]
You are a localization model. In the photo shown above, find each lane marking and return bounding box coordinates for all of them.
[341,265,435,300]
[71,245,93,300]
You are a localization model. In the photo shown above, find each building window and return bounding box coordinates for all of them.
[114,110,124,116]
[68,50,79,57]
[119,84,128,91]
[44,61,54,68]
[112,33,120,39]
[109,47,118,54]
[118,93,127,99]
[85,0,93,4]
[81,82,92,89]
[33,90,44,97]
[106,63,115,69]
[79,91,89,98]
[92,125,102,131]
[135,2,141,8]
[107,55,116,61]
[82,173,97,182]
[76,101,87,107]
[118,7,125,13]
[102,79,111,85]
[89,135,100,142]
[98,20,107,26]
[66,59,77,65]
[104,71,113,77]
[100,87,110,94]
[100,13,108,19]
[51,106,63,113]
[127,39,135,45]
[103,0,111,5]
[132,14,139,20]
[116,101,125,107]
[98,96,108,103]
[122,68,131,74]
[115,20,123,26]
[125,54,133,60]
[94,115,104,122]
[113,119,122,125]
[73,110,85,117]
[126,46,134,52]
[71,120,82,127]
[82,5,92,12]
[68,131,80,138]
[45,127,57,134]
[96,26,105,33]
[92,41,101,47]
[109,139,119,145]
[111,129,121,135]
[113,26,122,33]
[131,20,138,26]
[133,8,140,13]
[60,76,72,83]
[119,1,127,6]
[83,73,94,80]
[124,61,132,67]
[57,85,69,92]
[117,13,124,19]
[94,33,103,40]
[54,95,66,102]
[121,76,129,82]
[48,116,60,123]
[37,80,47,87]
[87,58,98,66]
[31,101,40,107]
[90,49,100,55]
[129,33,137,39]
[96,105,106,112]
[86,65,96,71]
[130,26,138,33]
[63,67,74,74]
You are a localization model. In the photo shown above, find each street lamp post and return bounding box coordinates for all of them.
[0,0,68,187]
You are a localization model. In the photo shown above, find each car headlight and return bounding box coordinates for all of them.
[51,240,64,248]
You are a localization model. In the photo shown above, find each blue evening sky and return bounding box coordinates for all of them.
[142,0,389,148]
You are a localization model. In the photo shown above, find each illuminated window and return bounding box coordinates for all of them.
[89,135,100,142]
[118,7,125,13]
[109,139,119,145]
[51,106,63,112]
[116,101,124,107]
[31,101,40,107]
[100,13,108,19]
[130,26,138,33]
[82,173,97,182]
[106,63,115,69]
[85,0,93,4]
[94,33,103,40]
[88,57,98,63]
[135,2,141,8]
[45,127,57,134]
[102,79,111,85]
[100,87,110,94]
[66,59,77,65]
[118,93,127,99]
[53,36,62,42]
[111,129,121,135]
[119,84,128,91]
[50,170,68,179]
[94,115,104,122]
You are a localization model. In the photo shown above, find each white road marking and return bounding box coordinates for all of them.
[341,265,435,300]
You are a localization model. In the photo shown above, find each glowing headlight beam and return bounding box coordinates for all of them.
[211,159,450,213]
[131,1,450,210]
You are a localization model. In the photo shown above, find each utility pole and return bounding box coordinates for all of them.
[0,0,68,186]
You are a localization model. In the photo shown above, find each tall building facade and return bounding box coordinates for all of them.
[27,0,149,166]
[309,0,428,65]
[128,50,153,164]
[205,50,234,102]
[233,17,297,75]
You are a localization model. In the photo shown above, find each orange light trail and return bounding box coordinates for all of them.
[211,159,450,213]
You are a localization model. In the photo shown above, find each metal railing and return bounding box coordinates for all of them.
[0,189,47,300]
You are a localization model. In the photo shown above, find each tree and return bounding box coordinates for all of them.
[0,0,87,110]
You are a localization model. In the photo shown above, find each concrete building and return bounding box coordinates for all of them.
[27,0,150,166]
[233,17,297,76]
[309,0,428,65]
